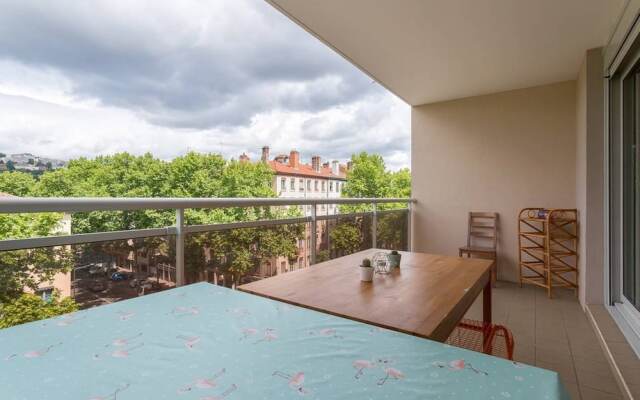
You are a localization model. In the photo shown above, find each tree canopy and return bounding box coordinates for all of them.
[341,152,411,211]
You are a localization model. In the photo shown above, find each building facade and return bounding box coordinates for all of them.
[250,146,347,276]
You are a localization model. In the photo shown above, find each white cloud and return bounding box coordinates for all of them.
[0,0,410,169]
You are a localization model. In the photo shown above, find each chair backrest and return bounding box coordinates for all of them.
[467,212,498,249]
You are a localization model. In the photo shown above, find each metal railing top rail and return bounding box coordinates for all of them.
[0,197,415,214]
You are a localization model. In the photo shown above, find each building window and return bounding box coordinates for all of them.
[314,180,319,191]
[280,178,286,191]
[336,182,340,192]
[307,180,311,191]
[35,288,54,302]
[330,182,333,192]
[280,261,287,273]
[290,178,295,190]
[322,181,326,191]
[299,179,304,191]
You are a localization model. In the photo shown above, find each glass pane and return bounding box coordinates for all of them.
[376,210,409,251]
[622,72,639,310]
[184,222,306,287]
[0,235,175,328]
[327,214,372,260]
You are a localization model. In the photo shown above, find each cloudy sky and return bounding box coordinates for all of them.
[0,0,410,170]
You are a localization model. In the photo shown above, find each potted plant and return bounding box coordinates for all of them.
[360,258,374,282]
[388,250,401,268]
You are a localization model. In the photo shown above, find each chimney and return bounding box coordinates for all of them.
[311,156,321,172]
[239,153,250,163]
[331,160,339,175]
[322,162,330,169]
[289,150,300,169]
[261,146,270,162]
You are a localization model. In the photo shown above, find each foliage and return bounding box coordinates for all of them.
[0,292,78,329]
[330,222,362,255]
[0,171,37,197]
[341,152,411,212]
[0,174,73,303]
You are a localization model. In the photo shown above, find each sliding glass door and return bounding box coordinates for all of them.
[609,45,640,340]
[621,71,640,312]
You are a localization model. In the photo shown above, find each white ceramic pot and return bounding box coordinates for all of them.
[360,266,374,282]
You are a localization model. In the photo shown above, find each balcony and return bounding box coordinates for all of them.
[0,196,626,399]
[3,1,640,399]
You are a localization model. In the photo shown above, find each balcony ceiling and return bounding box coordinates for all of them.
[267,0,626,105]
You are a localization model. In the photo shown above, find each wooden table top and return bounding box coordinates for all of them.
[239,249,493,342]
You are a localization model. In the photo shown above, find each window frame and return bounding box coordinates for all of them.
[606,35,640,352]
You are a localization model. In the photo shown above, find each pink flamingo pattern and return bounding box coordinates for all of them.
[56,314,86,326]
[178,368,226,394]
[352,358,405,385]
[200,384,238,400]
[177,335,201,349]
[254,328,277,344]
[272,371,309,395]
[117,311,135,321]
[168,306,200,317]
[88,383,130,400]
[353,359,376,379]
[239,328,258,341]
[226,307,250,317]
[23,342,63,359]
[308,328,343,339]
[94,343,144,359]
[93,333,143,359]
[377,367,405,386]
[434,359,489,375]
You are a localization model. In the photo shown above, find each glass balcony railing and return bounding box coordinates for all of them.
[0,197,413,325]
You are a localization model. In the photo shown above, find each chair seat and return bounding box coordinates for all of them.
[459,245,496,254]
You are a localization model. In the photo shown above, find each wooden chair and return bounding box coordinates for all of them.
[459,212,498,285]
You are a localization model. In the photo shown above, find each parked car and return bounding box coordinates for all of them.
[110,272,132,281]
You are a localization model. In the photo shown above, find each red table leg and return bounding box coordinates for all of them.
[482,276,492,353]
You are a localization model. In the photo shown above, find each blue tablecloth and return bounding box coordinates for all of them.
[0,282,568,399]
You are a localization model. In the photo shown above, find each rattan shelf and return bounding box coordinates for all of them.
[518,208,579,298]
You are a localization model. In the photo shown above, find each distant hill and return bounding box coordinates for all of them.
[0,152,66,173]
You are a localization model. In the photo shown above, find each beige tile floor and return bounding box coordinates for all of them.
[464,282,622,400]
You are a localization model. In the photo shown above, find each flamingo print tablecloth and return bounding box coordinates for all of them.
[0,282,569,400]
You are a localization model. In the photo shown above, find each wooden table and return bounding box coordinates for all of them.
[239,249,494,342]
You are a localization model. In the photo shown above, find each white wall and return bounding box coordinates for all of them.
[576,48,605,306]
[411,81,577,282]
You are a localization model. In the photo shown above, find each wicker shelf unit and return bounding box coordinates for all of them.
[518,208,579,298]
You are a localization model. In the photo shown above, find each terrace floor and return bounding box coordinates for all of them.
[465,282,622,400]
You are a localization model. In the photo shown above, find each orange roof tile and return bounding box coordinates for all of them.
[268,160,346,180]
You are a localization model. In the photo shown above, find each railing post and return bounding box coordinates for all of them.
[175,208,185,286]
[310,204,317,265]
[372,202,377,249]
[407,201,413,252]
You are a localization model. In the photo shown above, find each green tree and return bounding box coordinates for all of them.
[341,152,411,211]
[330,222,362,255]
[0,292,78,329]
[0,171,36,196]
[5,160,15,171]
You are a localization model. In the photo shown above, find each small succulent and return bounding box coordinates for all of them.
[390,250,399,255]
[361,258,372,268]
